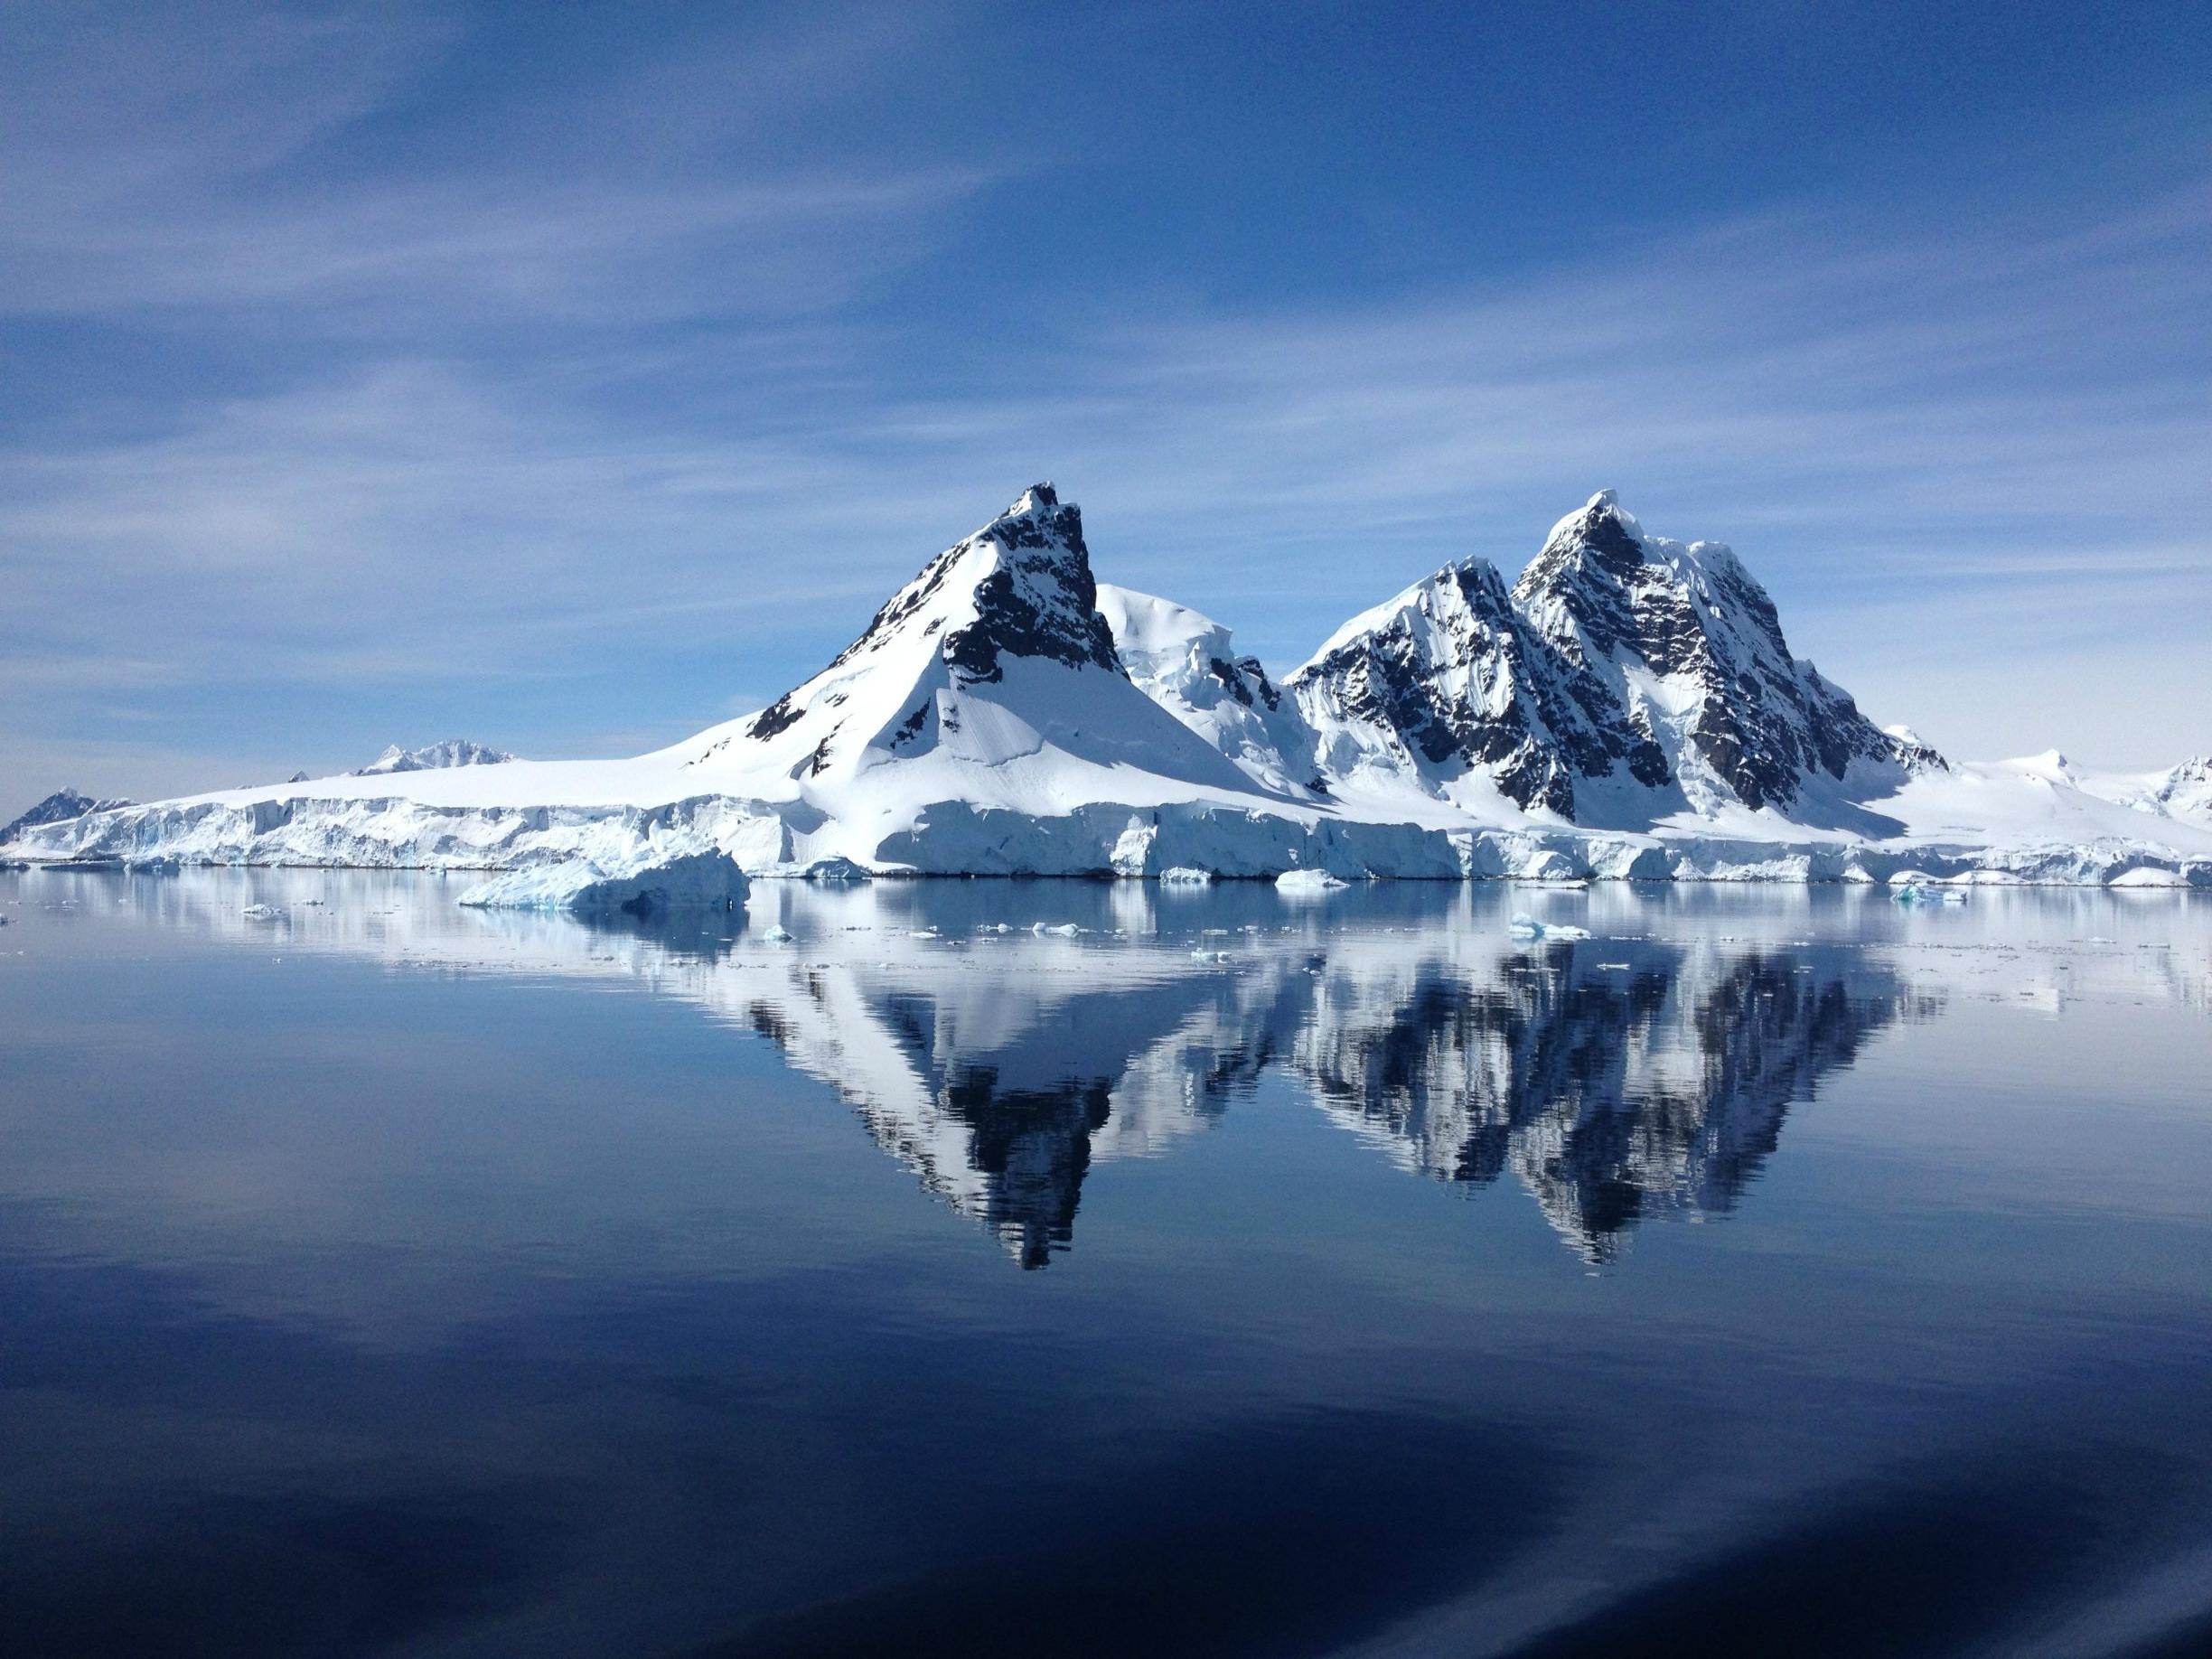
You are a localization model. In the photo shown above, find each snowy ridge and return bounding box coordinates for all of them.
[356,739,515,774]
[1,788,134,845]
[5,484,2208,886]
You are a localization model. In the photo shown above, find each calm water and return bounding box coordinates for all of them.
[3,870,2210,1658]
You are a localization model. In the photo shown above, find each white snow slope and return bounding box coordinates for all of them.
[6,485,2207,886]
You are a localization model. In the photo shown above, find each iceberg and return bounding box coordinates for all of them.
[1509,914,1592,941]
[459,851,749,915]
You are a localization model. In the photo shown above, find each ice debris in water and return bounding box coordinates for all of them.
[1892,883,1964,907]
[1158,867,1214,886]
[1191,948,1233,963]
[1509,913,1590,941]
[1034,922,1082,936]
[1276,868,1350,895]
[761,924,794,943]
[241,903,283,920]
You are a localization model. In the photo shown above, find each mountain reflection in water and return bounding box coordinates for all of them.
[7,871,2212,1659]
[120,874,1959,1269]
[736,924,1933,1266]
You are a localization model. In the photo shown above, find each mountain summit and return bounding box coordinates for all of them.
[696,484,1261,798]
[1270,491,1940,826]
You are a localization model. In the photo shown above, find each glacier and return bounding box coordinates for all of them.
[5,484,2207,887]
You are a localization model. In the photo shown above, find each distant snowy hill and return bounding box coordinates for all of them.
[1,788,134,846]
[5,484,2207,886]
[356,740,514,774]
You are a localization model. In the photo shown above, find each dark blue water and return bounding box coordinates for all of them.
[3,869,2209,1658]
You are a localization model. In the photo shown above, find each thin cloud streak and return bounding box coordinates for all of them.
[8,189,2208,777]
[3,5,2206,799]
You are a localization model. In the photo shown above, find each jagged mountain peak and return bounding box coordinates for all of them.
[743,484,1119,752]
[708,485,1258,798]
[1280,492,1939,823]
[1296,557,1515,680]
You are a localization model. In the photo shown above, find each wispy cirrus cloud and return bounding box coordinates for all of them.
[3,3,2207,807]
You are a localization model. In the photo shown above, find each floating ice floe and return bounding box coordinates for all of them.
[1276,868,1350,895]
[1158,867,1214,886]
[761,924,794,942]
[1509,913,1591,941]
[459,850,750,915]
[241,903,283,920]
[1892,882,1965,907]
[1191,948,1233,963]
[1034,922,1083,936]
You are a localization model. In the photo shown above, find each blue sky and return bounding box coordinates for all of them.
[5,0,2208,808]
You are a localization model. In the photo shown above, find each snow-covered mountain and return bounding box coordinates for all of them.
[693,485,1261,803]
[1094,584,1319,800]
[356,739,514,774]
[4,483,2206,886]
[1285,492,1941,831]
[0,788,134,845]
[2105,756,2212,826]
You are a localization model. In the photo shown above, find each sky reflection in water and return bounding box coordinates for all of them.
[2,871,2209,1658]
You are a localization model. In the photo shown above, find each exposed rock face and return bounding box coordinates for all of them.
[1283,491,1940,820]
[748,484,1118,745]
[717,485,1259,796]
[938,484,1120,685]
[1289,559,1654,815]
[1510,492,1929,813]
[0,789,133,844]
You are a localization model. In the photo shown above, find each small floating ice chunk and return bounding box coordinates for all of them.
[1034,922,1082,936]
[241,903,283,920]
[1158,867,1214,886]
[761,924,794,943]
[1190,949,1232,963]
[1276,868,1349,895]
[1510,913,1589,941]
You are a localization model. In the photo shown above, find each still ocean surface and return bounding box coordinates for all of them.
[2,869,2208,1657]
